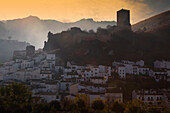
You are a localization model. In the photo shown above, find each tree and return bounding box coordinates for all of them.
[75,94,90,108]
[48,100,61,111]
[111,102,124,113]
[12,107,29,113]
[0,83,32,105]
[0,83,32,113]
[124,99,147,113]
[0,99,6,113]
[32,103,49,113]
[74,94,90,113]
[61,98,76,112]
[147,107,161,113]
[92,99,105,112]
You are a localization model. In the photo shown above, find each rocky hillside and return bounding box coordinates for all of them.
[132,10,170,32]
[44,10,170,65]
[43,26,170,65]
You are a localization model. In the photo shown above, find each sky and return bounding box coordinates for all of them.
[0,0,169,24]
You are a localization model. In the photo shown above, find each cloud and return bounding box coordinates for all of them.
[125,0,170,12]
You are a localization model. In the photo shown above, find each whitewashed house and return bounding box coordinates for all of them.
[21,60,34,69]
[90,76,108,84]
[124,64,133,74]
[117,66,126,78]
[132,89,170,106]
[46,54,56,68]
[133,65,139,75]
[40,67,53,79]
[139,67,150,75]
[154,60,170,69]
[136,60,144,67]
[149,69,168,82]
[60,81,73,92]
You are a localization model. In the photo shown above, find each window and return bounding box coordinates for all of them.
[148,97,150,101]
[142,97,144,101]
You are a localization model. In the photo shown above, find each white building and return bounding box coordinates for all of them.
[40,67,53,79]
[154,60,170,69]
[139,67,150,75]
[60,81,73,92]
[21,60,34,69]
[117,66,126,78]
[46,54,56,68]
[124,64,133,74]
[90,76,108,84]
[136,60,144,67]
[133,65,139,75]
[149,69,168,82]
[132,89,170,107]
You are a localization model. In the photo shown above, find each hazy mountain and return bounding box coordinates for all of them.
[132,10,170,32]
[0,39,30,62]
[0,16,116,48]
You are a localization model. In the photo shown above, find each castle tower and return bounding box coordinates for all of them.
[117,9,131,30]
[26,45,35,56]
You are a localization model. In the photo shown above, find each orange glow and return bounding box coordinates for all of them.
[0,0,153,24]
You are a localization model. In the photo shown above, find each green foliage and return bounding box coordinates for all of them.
[61,98,76,112]
[111,102,124,113]
[108,75,170,102]
[92,99,105,112]
[0,83,169,113]
[0,83,32,113]
[48,100,61,111]
[44,26,170,65]
[0,83,32,104]
[32,103,49,113]
[124,99,147,113]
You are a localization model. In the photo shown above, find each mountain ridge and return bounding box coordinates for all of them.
[0,16,116,48]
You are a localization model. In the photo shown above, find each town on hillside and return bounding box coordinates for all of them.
[0,9,170,112]
[0,43,170,107]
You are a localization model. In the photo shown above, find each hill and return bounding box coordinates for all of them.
[0,16,116,48]
[132,10,170,33]
[43,28,170,65]
[43,10,170,65]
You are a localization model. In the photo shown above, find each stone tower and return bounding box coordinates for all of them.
[117,9,131,30]
[26,45,35,56]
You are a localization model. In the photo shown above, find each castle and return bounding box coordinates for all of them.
[117,9,131,30]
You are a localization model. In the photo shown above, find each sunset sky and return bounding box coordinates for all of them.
[0,0,169,24]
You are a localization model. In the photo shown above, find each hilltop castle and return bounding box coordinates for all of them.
[117,9,131,30]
